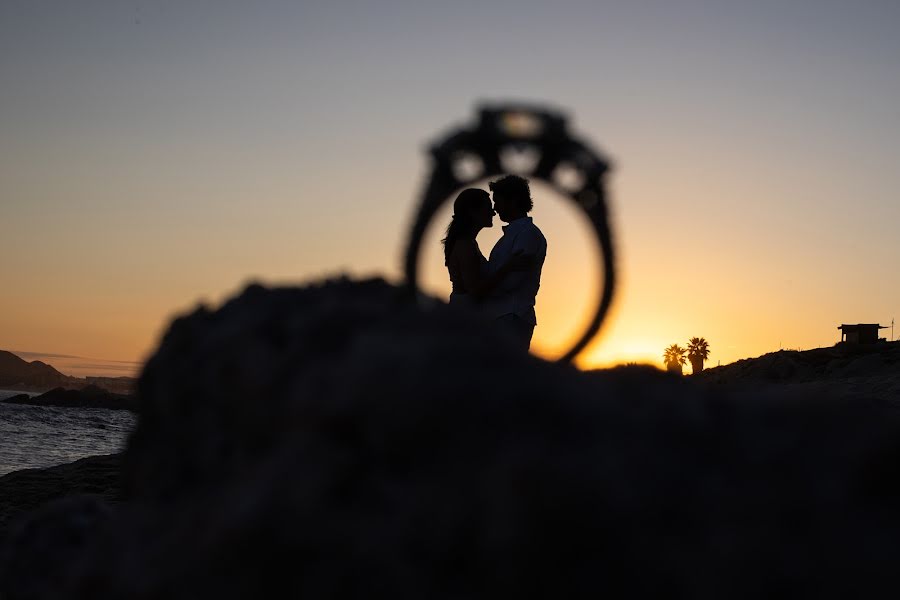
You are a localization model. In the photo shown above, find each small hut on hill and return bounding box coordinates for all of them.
[837,323,886,345]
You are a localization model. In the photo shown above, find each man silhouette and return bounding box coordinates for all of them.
[486,175,547,350]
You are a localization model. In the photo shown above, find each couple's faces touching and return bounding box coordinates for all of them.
[463,189,517,229]
[492,192,514,224]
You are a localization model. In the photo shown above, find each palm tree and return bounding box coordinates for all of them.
[663,344,687,375]
[686,337,710,374]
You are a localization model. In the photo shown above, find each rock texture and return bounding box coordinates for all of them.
[4,278,900,599]
[0,454,123,541]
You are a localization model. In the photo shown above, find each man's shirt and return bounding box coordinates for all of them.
[486,216,547,325]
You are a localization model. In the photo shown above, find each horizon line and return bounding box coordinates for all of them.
[8,349,143,367]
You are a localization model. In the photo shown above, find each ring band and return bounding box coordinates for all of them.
[403,104,616,363]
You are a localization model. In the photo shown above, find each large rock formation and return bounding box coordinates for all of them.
[4,278,900,599]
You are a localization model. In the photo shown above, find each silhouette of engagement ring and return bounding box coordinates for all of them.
[404,104,616,363]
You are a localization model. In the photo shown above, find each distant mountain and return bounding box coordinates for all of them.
[0,350,75,390]
[0,350,138,393]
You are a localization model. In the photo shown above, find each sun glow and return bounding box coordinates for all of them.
[575,336,667,370]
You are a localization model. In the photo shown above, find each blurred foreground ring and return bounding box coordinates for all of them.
[403,104,616,363]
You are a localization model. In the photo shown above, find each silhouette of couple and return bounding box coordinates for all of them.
[443,175,547,350]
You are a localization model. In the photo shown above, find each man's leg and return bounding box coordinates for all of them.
[495,314,535,350]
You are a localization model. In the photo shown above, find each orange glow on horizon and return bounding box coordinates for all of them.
[573,336,668,371]
[3,1,899,386]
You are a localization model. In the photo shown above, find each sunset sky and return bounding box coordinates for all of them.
[2,1,899,377]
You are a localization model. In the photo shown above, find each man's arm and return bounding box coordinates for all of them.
[495,229,544,293]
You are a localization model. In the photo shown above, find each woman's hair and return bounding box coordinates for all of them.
[442,188,490,265]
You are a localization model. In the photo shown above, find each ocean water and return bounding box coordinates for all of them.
[0,390,136,476]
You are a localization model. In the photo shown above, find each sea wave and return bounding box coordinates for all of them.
[0,390,135,476]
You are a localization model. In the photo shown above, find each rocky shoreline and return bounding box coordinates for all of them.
[1,385,137,412]
[0,453,123,544]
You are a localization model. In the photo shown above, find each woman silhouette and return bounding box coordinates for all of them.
[443,188,529,308]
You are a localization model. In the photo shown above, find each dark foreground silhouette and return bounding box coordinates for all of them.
[3,278,900,599]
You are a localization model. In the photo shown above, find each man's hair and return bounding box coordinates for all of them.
[489,175,533,213]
